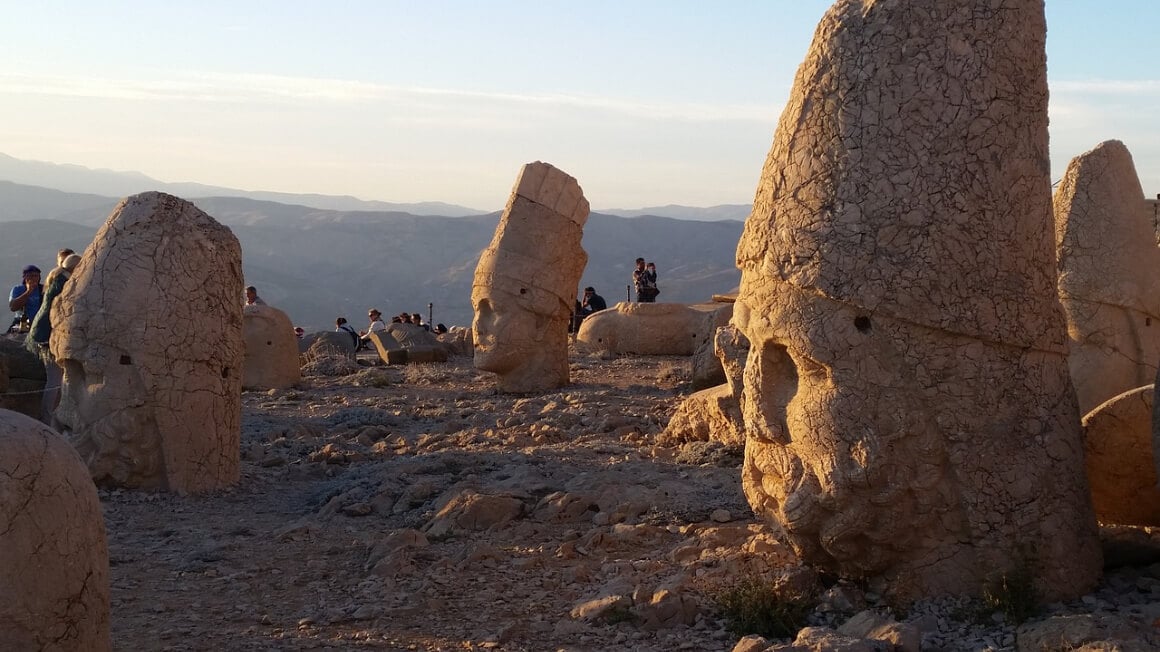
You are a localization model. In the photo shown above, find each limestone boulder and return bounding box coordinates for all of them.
[472,162,589,392]
[0,409,110,651]
[368,329,449,365]
[299,330,357,357]
[242,304,301,390]
[437,327,473,357]
[1055,140,1160,414]
[715,324,750,401]
[0,336,44,419]
[51,191,244,493]
[660,384,745,447]
[734,0,1099,601]
[1083,385,1159,526]
[576,302,728,356]
[690,303,735,389]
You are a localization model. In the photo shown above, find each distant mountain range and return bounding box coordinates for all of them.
[0,177,745,331]
[0,152,753,221]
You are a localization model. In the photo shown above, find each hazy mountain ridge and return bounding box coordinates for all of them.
[599,204,752,221]
[0,184,743,331]
[0,153,484,217]
[0,154,754,222]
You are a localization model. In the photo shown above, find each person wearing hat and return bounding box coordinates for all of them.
[8,264,43,333]
[25,253,82,425]
[360,308,387,348]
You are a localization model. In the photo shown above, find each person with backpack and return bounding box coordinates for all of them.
[335,317,359,349]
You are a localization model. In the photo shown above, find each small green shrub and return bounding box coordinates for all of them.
[982,565,1039,624]
[715,576,814,639]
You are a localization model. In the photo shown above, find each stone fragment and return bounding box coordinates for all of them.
[716,324,750,401]
[660,384,745,446]
[51,191,244,492]
[690,304,735,388]
[1083,385,1159,525]
[423,490,524,537]
[242,304,301,389]
[734,0,1099,601]
[0,409,110,651]
[471,161,589,392]
[0,337,44,419]
[576,302,728,356]
[1054,140,1160,414]
[298,331,357,357]
[1016,613,1159,652]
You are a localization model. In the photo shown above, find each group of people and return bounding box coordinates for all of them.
[7,248,84,425]
[343,308,448,350]
[243,260,661,346]
[569,257,661,333]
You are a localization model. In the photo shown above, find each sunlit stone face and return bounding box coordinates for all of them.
[469,161,589,393]
[470,286,543,376]
[733,273,951,576]
[50,192,244,493]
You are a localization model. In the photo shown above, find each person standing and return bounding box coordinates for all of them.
[8,264,43,332]
[26,253,81,426]
[632,258,659,302]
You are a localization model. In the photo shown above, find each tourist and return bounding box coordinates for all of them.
[8,264,43,333]
[244,285,267,306]
[26,254,81,426]
[632,258,659,302]
[361,309,387,347]
[411,313,430,331]
[335,317,359,348]
[580,286,607,316]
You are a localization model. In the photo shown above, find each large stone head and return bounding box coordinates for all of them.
[734,0,1099,601]
[472,162,589,392]
[51,192,244,493]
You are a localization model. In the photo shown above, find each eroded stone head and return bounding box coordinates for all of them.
[51,191,244,493]
[734,0,1099,601]
[1054,140,1160,414]
[472,162,589,392]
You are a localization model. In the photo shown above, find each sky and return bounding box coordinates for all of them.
[1,1,1158,212]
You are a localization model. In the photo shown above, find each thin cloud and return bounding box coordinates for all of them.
[1051,79,1160,95]
[0,71,774,123]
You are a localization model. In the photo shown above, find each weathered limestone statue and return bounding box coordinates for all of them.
[52,192,244,493]
[472,162,589,392]
[0,409,110,651]
[734,0,1100,601]
[242,304,301,390]
[1054,140,1160,415]
[576,302,730,357]
[1083,385,1160,526]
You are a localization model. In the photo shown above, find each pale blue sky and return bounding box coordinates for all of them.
[0,1,1156,211]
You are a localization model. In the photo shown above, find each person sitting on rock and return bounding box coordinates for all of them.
[244,285,267,306]
[361,309,387,348]
[335,317,359,349]
[581,286,607,316]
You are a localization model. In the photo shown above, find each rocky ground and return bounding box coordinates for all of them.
[98,350,1160,651]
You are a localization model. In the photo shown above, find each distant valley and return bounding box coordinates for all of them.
[0,166,746,331]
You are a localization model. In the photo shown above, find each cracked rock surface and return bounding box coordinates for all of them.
[734,0,1099,601]
[50,191,244,493]
[0,408,110,651]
